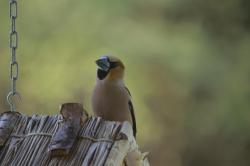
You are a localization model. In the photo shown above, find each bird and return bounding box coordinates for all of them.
[91,55,137,137]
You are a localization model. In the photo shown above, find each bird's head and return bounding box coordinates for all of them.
[95,55,125,81]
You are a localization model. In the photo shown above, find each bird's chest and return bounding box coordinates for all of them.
[92,84,128,114]
[96,85,127,106]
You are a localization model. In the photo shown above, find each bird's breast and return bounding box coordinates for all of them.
[91,83,131,122]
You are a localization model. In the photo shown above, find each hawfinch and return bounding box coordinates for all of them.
[91,56,137,137]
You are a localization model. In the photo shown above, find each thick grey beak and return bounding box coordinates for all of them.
[95,56,110,72]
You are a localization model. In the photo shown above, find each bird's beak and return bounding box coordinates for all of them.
[95,56,110,72]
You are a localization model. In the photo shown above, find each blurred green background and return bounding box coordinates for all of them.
[1,0,250,165]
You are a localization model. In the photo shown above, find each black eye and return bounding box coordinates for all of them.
[110,62,119,69]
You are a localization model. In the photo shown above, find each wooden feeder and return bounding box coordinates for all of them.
[0,103,149,165]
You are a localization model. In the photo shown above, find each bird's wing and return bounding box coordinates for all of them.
[124,86,131,96]
[124,87,137,137]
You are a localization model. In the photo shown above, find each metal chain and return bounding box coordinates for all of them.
[7,0,21,112]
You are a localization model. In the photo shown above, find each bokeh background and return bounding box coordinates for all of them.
[1,0,250,165]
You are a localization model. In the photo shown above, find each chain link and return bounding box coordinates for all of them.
[7,0,21,112]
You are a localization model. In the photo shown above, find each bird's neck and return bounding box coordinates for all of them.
[99,77,124,86]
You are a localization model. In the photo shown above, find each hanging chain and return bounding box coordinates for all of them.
[7,0,21,112]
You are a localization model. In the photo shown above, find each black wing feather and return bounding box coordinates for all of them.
[128,100,137,137]
[124,86,137,137]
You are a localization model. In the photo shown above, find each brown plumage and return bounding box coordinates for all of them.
[91,56,137,137]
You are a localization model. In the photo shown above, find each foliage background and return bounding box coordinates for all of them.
[1,0,250,165]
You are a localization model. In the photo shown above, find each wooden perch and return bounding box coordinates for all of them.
[0,103,150,166]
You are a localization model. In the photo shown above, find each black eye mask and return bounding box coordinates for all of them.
[110,61,119,69]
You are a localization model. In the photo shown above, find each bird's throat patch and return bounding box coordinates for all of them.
[97,69,109,80]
